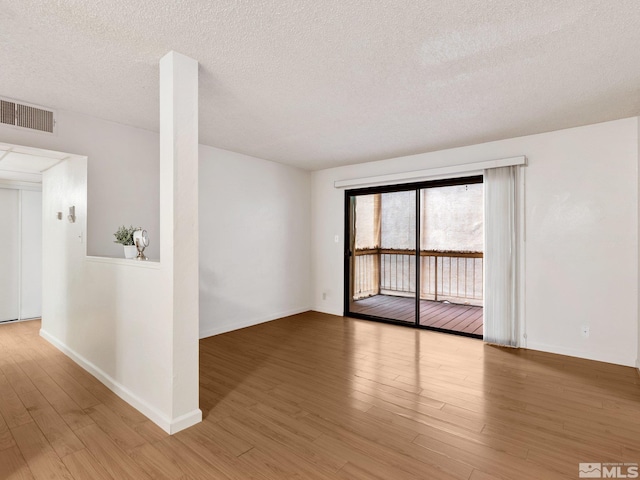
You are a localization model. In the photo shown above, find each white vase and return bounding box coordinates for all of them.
[123,245,137,259]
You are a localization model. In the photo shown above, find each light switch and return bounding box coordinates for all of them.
[334,235,339,243]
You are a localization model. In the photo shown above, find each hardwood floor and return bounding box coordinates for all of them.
[351,294,483,335]
[1,314,639,479]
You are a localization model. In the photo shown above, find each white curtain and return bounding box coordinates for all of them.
[483,166,521,347]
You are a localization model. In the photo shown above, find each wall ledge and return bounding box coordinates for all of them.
[85,255,161,269]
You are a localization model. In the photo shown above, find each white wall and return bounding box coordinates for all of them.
[312,117,639,367]
[199,145,312,337]
[0,111,160,259]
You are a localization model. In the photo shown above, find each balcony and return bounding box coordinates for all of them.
[350,248,483,336]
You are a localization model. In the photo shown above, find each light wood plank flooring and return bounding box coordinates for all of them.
[351,294,483,335]
[1,314,639,479]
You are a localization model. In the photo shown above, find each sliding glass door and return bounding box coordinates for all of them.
[344,176,484,337]
[346,191,416,323]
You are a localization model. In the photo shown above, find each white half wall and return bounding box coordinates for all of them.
[41,156,176,430]
[199,145,312,338]
[0,112,160,259]
[37,52,202,434]
[312,117,639,367]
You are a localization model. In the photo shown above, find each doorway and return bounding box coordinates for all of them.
[344,176,484,338]
[0,187,43,323]
[0,143,64,324]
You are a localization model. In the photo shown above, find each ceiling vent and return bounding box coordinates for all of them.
[0,98,55,134]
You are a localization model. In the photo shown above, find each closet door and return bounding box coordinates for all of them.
[20,190,42,319]
[0,188,19,322]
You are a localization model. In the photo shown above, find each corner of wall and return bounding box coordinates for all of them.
[169,409,202,434]
[637,115,640,374]
[199,306,310,339]
[198,149,313,338]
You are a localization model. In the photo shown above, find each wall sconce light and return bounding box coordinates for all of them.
[67,206,76,223]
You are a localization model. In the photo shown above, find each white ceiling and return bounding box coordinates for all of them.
[0,143,67,183]
[1,1,639,170]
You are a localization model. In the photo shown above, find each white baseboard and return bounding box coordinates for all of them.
[169,409,202,434]
[40,328,200,434]
[526,341,635,367]
[311,304,342,317]
[0,317,40,325]
[199,306,310,339]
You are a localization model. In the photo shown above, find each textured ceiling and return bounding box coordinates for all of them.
[1,1,639,170]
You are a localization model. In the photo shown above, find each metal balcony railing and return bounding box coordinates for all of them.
[353,249,483,306]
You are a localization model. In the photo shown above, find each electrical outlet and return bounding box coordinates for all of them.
[581,325,590,338]
[322,292,327,300]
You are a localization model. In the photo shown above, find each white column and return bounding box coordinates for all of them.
[159,51,201,433]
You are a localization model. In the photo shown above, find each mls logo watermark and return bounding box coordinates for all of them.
[579,463,639,478]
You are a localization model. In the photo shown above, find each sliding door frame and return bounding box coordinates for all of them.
[343,175,484,338]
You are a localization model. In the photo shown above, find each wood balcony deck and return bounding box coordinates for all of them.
[350,294,483,336]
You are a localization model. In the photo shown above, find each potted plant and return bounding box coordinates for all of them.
[113,225,137,259]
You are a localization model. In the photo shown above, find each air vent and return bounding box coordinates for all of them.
[1,100,16,125]
[0,98,55,133]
